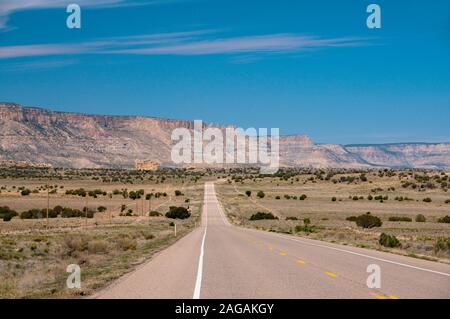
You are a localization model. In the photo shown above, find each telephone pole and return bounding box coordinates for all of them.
[46,185,49,229]
[85,194,88,226]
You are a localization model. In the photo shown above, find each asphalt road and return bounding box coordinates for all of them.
[95,182,450,299]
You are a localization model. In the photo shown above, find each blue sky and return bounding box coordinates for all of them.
[0,0,449,144]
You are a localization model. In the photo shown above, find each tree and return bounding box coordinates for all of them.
[355,212,382,228]
[256,191,265,199]
[165,206,191,219]
[245,190,251,197]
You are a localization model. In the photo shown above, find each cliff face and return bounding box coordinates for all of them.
[0,103,449,170]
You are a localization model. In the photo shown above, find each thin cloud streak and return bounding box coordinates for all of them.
[0,31,370,59]
[0,0,173,29]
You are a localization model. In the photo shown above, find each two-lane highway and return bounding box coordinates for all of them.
[95,182,450,299]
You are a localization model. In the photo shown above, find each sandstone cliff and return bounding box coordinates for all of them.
[0,103,449,170]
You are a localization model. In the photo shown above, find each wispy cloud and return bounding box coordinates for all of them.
[0,30,369,60]
[0,58,77,72]
[0,0,172,29]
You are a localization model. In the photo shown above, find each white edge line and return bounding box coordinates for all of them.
[193,184,208,299]
[252,229,450,278]
[214,182,450,278]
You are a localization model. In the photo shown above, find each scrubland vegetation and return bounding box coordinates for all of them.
[0,167,205,298]
[216,167,450,262]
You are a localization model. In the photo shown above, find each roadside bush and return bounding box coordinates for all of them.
[294,219,315,233]
[388,216,412,222]
[355,213,382,228]
[346,216,357,222]
[256,191,265,199]
[286,216,298,221]
[165,206,191,219]
[275,196,281,200]
[249,212,278,220]
[88,240,109,254]
[423,197,432,203]
[65,237,88,255]
[21,189,31,196]
[0,206,17,221]
[245,190,251,197]
[331,197,337,202]
[299,194,307,200]
[141,231,155,240]
[438,215,450,224]
[149,211,162,217]
[97,206,107,212]
[379,233,401,248]
[174,190,183,196]
[434,238,450,253]
[415,214,426,222]
[116,237,137,251]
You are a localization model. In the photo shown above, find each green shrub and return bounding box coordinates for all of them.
[21,189,31,196]
[286,216,298,221]
[355,213,382,228]
[275,196,281,199]
[299,194,307,200]
[245,190,251,197]
[0,206,17,221]
[388,216,412,222]
[174,190,183,196]
[331,197,337,202]
[434,238,450,253]
[149,211,162,217]
[379,233,401,248]
[346,216,357,222]
[423,197,432,203]
[415,214,426,222]
[295,219,315,233]
[249,212,278,220]
[165,206,191,219]
[438,215,450,223]
[97,206,107,212]
[256,191,265,198]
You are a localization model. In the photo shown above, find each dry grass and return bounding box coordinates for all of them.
[216,171,450,262]
[0,178,204,298]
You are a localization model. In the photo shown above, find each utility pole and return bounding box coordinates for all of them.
[142,191,145,216]
[46,185,49,229]
[85,194,88,226]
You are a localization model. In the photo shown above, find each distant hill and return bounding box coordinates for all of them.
[1,102,449,170]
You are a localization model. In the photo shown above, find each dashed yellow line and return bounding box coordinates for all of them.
[324,271,338,278]
[279,251,287,256]
[389,295,399,299]
[297,259,306,265]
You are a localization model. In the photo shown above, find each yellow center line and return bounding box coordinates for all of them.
[389,295,399,299]
[279,251,287,256]
[324,271,337,278]
[297,259,306,265]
